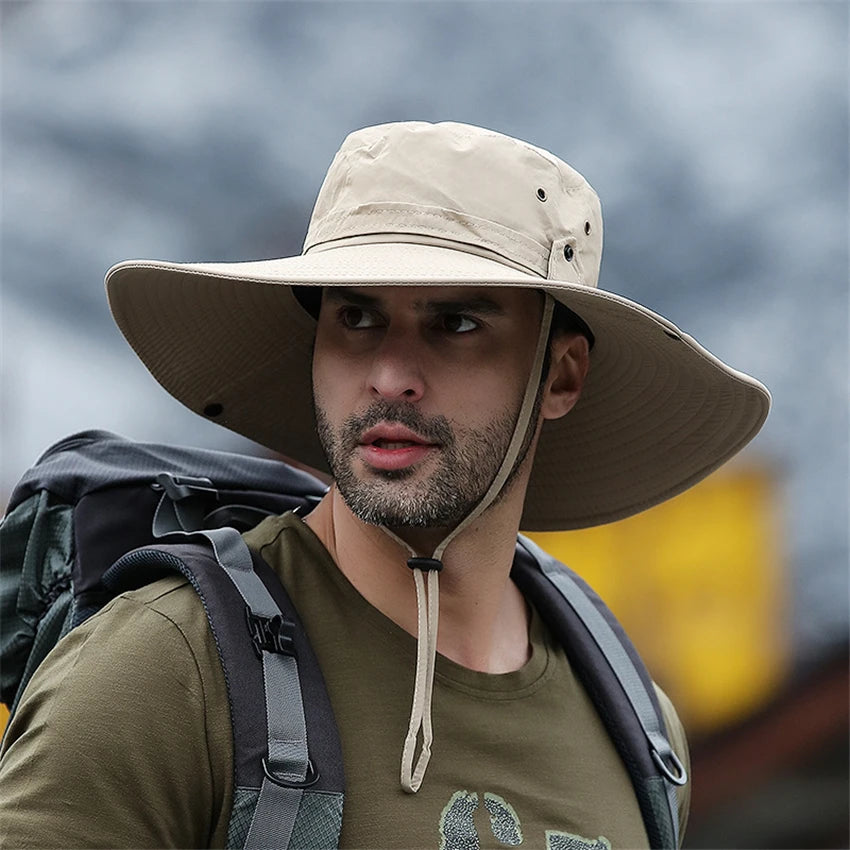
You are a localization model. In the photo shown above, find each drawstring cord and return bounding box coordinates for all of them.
[401,562,440,792]
[389,295,556,794]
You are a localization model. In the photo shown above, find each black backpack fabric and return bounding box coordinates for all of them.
[0,430,326,713]
[0,430,686,848]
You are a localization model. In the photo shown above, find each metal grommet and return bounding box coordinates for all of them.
[563,244,574,261]
[536,187,547,201]
[585,221,591,235]
[204,403,224,417]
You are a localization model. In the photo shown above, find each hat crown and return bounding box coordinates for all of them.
[304,121,603,288]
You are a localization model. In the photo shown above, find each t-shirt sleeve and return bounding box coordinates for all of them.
[654,683,692,842]
[0,577,232,849]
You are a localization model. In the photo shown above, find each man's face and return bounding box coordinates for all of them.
[312,285,545,529]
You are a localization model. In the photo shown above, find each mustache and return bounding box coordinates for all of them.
[340,401,455,449]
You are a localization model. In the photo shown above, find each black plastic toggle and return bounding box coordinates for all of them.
[407,557,443,572]
[245,609,296,659]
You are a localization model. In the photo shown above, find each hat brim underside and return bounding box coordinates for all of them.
[105,243,770,531]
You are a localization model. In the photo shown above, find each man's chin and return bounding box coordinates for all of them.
[335,479,465,529]
[370,467,419,482]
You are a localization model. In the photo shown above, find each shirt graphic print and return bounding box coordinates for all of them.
[439,790,611,850]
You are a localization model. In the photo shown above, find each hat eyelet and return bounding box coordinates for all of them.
[563,244,574,261]
[204,403,224,417]
[536,187,547,202]
[585,221,591,235]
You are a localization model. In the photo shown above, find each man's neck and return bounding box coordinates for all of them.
[303,485,532,673]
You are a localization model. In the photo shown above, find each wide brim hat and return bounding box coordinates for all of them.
[106,121,770,531]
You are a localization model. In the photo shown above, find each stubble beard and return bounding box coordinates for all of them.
[314,397,537,529]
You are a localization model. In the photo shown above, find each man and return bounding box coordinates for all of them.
[0,122,770,848]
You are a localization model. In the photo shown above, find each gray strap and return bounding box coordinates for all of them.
[150,502,310,849]
[245,780,303,850]
[263,652,309,784]
[212,530,310,848]
[152,489,194,536]
[519,535,685,848]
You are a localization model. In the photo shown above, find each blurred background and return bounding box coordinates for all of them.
[1,1,847,845]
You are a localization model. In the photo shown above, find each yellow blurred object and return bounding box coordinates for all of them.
[1,703,8,737]
[526,463,787,733]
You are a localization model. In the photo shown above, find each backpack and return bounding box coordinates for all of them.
[0,430,687,849]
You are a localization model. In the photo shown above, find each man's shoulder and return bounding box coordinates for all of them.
[27,573,218,701]
[87,573,208,644]
[111,571,193,607]
[2,569,232,778]
[122,570,203,609]
[242,510,306,553]
[0,570,234,849]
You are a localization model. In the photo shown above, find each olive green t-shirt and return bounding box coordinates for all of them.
[0,512,689,848]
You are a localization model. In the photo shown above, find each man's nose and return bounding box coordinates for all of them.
[367,327,425,402]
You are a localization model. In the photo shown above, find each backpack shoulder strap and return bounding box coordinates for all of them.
[512,534,686,850]
[105,528,344,850]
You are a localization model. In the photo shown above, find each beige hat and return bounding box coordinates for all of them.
[105,121,770,531]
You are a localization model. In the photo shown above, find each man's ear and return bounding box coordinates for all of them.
[540,332,590,421]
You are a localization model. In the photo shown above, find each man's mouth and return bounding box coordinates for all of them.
[370,439,421,450]
[357,424,439,471]
[359,424,436,448]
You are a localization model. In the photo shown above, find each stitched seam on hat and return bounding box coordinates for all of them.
[313,206,547,255]
[307,232,549,279]
[307,203,549,273]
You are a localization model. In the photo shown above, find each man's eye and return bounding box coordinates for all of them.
[339,307,380,329]
[440,314,479,334]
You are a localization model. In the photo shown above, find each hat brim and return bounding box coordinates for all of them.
[105,242,770,531]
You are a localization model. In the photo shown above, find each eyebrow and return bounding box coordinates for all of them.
[324,287,506,316]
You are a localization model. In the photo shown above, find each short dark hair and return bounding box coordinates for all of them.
[540,300,594,385]
[293,286,322,318]
[549,299,595,350]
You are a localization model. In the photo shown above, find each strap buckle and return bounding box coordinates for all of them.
[154,472,218,502]
[246,609,296,659]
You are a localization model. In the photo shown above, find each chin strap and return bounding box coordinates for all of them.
[390,295,556,794]
[401,557,441,792]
